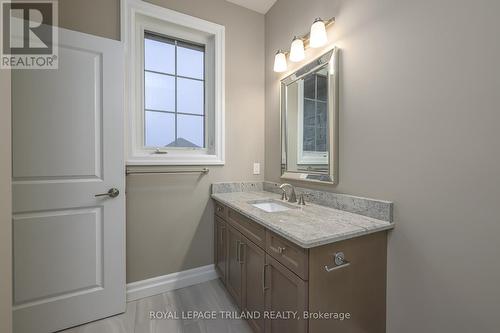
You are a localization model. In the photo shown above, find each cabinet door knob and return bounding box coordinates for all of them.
[278,246,286,254]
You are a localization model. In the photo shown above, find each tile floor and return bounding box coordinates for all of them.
[59,279,252,333]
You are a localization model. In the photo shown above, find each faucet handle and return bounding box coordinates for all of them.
[298,194,306,205]
[298,192,311,205]
[281,191,288,201]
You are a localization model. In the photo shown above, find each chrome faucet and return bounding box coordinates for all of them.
[279,183,297,203]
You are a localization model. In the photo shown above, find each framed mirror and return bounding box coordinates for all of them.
[281,48,339,184]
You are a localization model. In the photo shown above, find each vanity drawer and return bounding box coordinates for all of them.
[266,231,309,280]
[227,208,266,248]
[215,201,227,219]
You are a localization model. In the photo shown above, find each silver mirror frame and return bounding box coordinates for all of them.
[280,47,339,184]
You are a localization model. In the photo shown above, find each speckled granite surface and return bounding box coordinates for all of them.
[212,181,263,194]
[211,190,394,248]
[263,182,393,222]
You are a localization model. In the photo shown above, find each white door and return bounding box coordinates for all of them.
[12,28,125,333]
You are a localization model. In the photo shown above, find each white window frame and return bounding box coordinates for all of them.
[296,80,329,165]
[122,0,225,165]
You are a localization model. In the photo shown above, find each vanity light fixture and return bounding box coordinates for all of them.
[289,36,305,62]
[309,18,328,48]
[273,50,288,72]
[273,17,335,73]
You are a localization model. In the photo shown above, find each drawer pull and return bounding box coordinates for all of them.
[237,241,245,264]
[325,252,350,272]
[216,206,223,212]
[220,225,225,243]
[236,240,241,264]
[270,245,286,254]
[262,264,269,293]
[240,242,246,264]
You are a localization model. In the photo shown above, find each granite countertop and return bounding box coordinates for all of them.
[212,191,394,249]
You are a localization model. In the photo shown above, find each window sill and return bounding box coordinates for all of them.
[126,154,225,166]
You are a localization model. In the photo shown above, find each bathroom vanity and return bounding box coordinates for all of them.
[212,182,394,333]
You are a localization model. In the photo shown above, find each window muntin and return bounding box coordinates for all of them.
[144,32,205,149]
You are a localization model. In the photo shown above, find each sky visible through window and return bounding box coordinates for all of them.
[144,33,205,148]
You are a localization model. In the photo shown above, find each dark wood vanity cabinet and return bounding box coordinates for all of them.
[226,224,244,307]
[266,231,309,280]
[242,235,266,333]
[308,232,387,333]
[214,201,387,333]
[215,217,266,332]
[265,254,308,333]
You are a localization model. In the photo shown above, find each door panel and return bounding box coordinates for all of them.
[241,235,265,333]
[226,224,243,307]
[265,255,308,333]
[12,28,125,333]
[13,208,103,304]
[12,46,102,180]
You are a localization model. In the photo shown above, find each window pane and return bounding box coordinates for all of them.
[177,46,204,80]
[144,38,175,74]
[145,72,175,111]
[316,127,327,152]
[177,114,204,148]
[303,75,315,99]
[317,75,328,101]
[303,126,315,151]
[177,78,204,115]
[316,101,327,126]
[145,111,175,147]
[304,100,316,126]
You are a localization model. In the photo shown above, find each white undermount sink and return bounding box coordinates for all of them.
[249,199,298,213]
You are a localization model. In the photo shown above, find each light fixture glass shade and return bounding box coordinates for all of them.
[273,50,287,72]
[309,18,328,48]
[289,37,305,62]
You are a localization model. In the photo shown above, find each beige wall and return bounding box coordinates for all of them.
[59,0,121,40]
[0,68,12,331]
[265,0,500,332]
[58,0,265,282]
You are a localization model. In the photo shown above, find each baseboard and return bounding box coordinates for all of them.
[126,264,218,301]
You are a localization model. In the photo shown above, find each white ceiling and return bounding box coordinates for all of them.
[225,0,278,14]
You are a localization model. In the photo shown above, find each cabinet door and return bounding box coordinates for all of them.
[226,224,243,307]
[265,254,308,333]
[214,216,227,283]
[241,235,266,333]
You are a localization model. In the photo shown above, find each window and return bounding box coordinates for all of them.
[123,0,225,165]
[302,73,328,153]
[144,33,205,148]
[297,71,329,165]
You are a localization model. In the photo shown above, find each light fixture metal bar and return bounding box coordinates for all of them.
[273,17,335,73]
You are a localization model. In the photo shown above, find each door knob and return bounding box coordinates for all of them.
[95,188,120,198]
